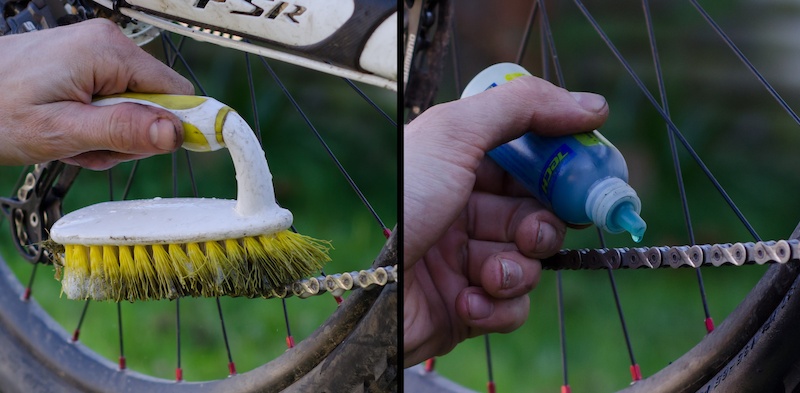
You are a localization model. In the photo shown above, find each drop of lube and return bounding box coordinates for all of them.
[612,203,647,243]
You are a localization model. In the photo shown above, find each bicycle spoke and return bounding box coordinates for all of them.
[484,334,496,393]
[556,271,570,393]
[281,299,295,348]
[425,357,436,372]
[117,302,126,370]
[107,167,114,201]
[539,0,566,88]
[514,1,539,65]
[174,138,182,381]
[690,0,800,128]
[245,52,263,145]
[641,0,715,334]
[176,299,183,382]
[161,34,208,96]
[257,56,390,236]
[215,297,237,376]
[341,78,397,128]
[22,261,37,301]
[605,262,641,382]
[120,160,140,201]
[183,151,200,198]
[161,33,187,69]
[71,299,91,342]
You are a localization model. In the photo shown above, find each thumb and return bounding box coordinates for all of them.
[65,102,184,156]
[417,75,609,154]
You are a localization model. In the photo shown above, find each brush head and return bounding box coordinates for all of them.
[56,230,331,301]
[49,197,332,301]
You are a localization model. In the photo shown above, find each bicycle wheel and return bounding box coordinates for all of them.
[0,1,397,391]
[404,0,800,391]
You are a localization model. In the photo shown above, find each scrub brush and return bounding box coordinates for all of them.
[49,93,331,301]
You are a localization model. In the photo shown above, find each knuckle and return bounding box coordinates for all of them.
[105,105,148,152]
[87,18,124,39]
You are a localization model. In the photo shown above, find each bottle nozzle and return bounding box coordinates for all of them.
[613,203,647,243]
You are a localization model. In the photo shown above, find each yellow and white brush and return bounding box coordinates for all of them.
[49,93,330,301]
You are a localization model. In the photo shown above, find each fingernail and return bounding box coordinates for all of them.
[149,119,178,151]
[500,259,522,289]
[571,92,608,113]
[467,293,493,320]
[535,221,559,254]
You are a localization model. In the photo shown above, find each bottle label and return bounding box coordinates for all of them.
[504,72,527,81]
[481,72,527,92]
[573,132,602,146]
[540,144,574,200]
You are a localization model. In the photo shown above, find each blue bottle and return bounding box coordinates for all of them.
[462,63,646,242]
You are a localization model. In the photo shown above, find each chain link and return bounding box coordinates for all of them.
[261,265,398,299]
[542,240,798,270]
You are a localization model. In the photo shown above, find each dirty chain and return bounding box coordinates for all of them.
[542,240,799,270]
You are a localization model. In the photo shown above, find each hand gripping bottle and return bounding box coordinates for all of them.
[462,63,647,242]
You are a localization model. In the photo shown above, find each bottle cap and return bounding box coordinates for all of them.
[586,177,647,242]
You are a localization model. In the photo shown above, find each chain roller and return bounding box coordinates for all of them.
[264,265,397,300]
[542,240,800,270]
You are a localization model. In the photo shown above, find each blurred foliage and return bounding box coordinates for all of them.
[424,0,800,391]
[0,29,396,381]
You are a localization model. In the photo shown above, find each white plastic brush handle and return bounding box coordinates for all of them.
[92,93,278,216]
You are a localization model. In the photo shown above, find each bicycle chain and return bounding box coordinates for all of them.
[276,240,795,297]
[541,239,800,270]
[263,265,398,299]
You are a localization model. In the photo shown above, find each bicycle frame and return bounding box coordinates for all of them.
[91,0,397,90]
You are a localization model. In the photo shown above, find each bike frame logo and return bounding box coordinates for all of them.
[193,0,306,23]
[129,0,353,46]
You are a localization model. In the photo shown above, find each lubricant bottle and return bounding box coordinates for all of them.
[462,63,646,242]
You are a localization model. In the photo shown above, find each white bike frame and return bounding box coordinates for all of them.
[93,0,397,90]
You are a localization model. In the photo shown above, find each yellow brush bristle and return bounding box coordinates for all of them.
[152,244,178,299]
[58,230,331,301]
[62,245,90,299]
[203,240,229,297]
[118,245,136,301]
[102,245,120,300]
[224,238,245,290]
[185,242,206,295]
[167,243,190,288]
[185,242,204,273]
[133,245,158,300]
[88,246,104,300]
[242,236,271,294]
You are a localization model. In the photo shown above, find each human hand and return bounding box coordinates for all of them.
[403,76,609,367]
[0,18,194,170]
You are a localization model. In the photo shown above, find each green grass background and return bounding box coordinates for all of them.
[0,31,396,382]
